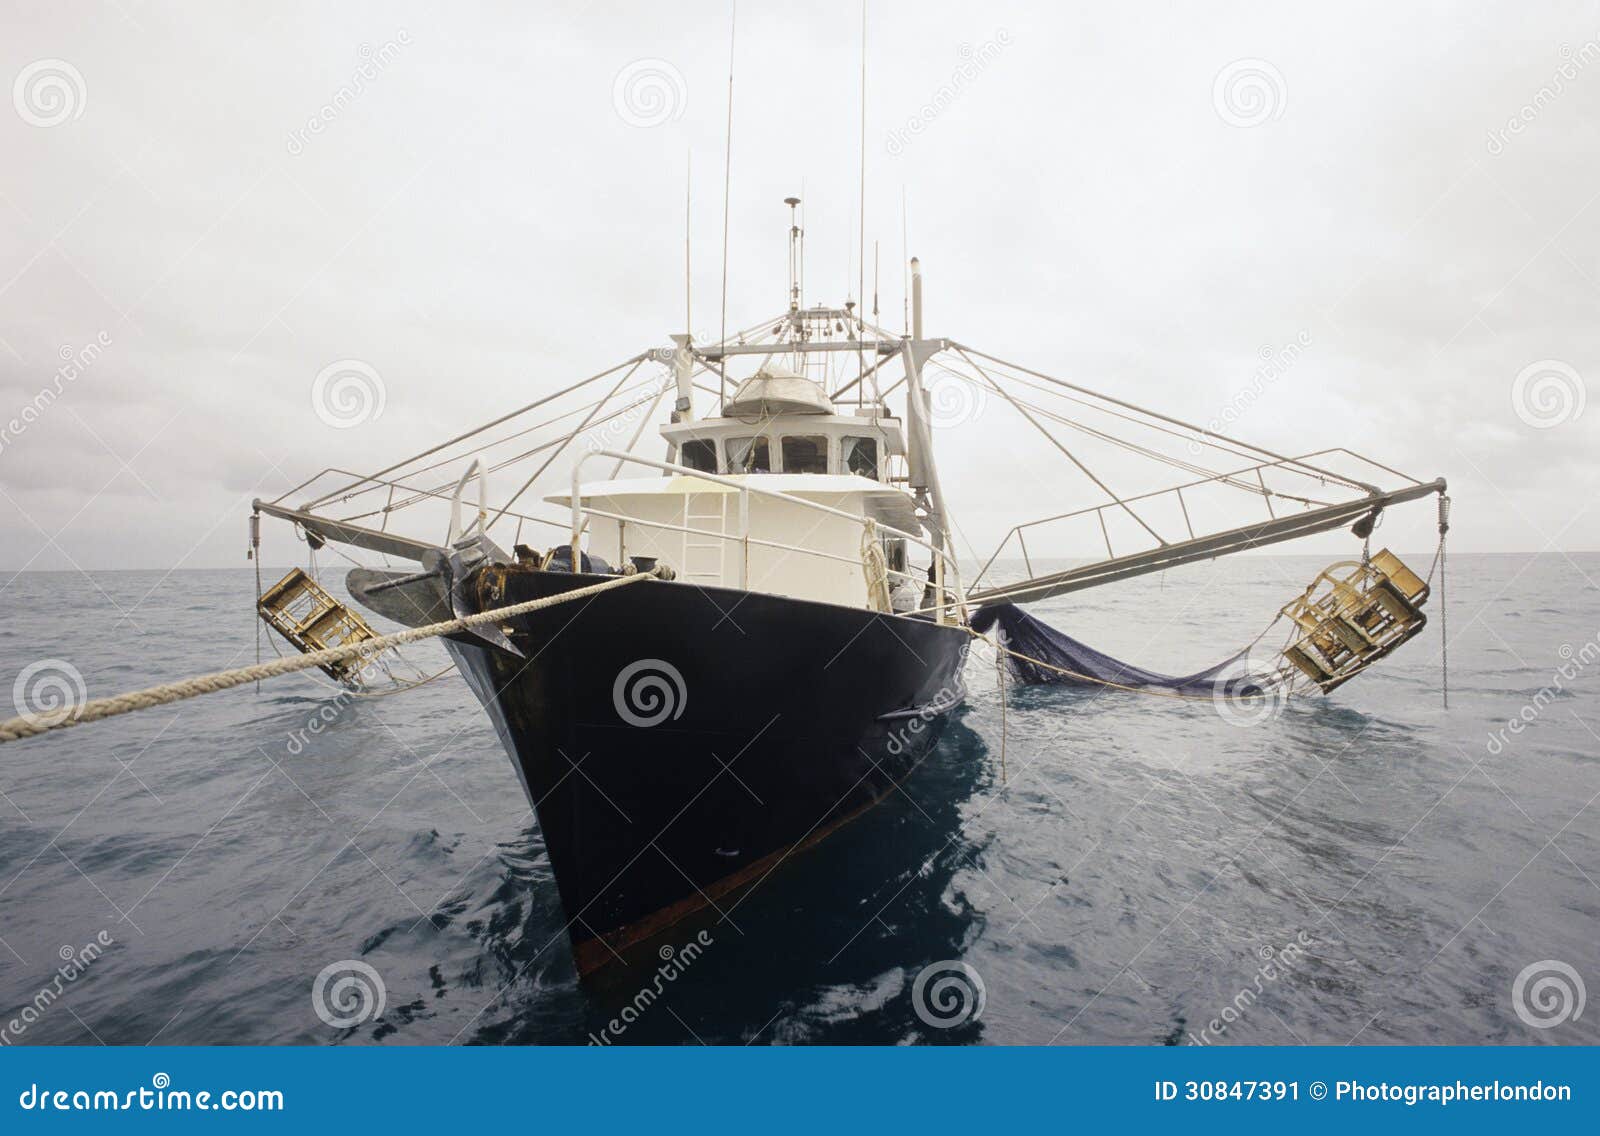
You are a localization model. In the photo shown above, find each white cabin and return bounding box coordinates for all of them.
[549,366,932,609]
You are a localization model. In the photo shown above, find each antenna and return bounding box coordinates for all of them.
[873,239,880,323]
[718,0,737,409]
[857,0,868,406]
[901,186,909,337]
[785,196,802,314]
[799,194,806,311]
[858,0,867,343]
[869,239,879,407]
[685,149,692,337]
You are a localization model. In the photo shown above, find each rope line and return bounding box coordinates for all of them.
[0,571,659,745]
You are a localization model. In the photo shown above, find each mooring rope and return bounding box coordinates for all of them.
[0,570,660,745]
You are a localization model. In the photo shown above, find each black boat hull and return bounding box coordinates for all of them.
[445,567,970,976]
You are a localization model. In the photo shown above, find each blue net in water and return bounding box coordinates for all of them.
[970,603,1267,697]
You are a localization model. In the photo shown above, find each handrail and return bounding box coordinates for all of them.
[967,447,1424,594]
[576,503,931,587]
[446,455,488,547]
[569,450,961,623]
[265,467,564,531]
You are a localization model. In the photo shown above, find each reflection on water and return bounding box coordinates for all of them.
[0,555,1597,1045]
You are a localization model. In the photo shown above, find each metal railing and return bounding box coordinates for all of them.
[570,450,962,623]
[967,448,1424,595]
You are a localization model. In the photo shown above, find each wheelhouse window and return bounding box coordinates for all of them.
[781,435,829,474]
[842,436,879,479]
[678,439,717,472]
[726,436,771,474]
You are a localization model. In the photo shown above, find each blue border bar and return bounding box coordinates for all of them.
[1,1046,1592,1130]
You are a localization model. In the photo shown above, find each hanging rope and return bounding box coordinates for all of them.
[860,518,892,612]
[249,512,263,695]
[994,630,1008,782]
[1436,493,1451,709]
[0,570,661,745]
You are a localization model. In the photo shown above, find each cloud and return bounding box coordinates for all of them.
[0,0,1596,570]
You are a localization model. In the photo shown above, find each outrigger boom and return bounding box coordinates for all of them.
[967,478,1447,606]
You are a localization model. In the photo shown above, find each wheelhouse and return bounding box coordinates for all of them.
[660,365,908,482]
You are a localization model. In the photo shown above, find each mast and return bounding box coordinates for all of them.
[785,195,803,316]
[900,256,950,553]
[670,333,694,422]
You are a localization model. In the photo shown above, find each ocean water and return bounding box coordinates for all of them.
[0,553,1596,1046]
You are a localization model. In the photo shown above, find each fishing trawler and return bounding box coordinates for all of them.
[236,200,1448,977]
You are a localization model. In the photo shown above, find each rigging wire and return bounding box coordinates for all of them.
[956,343,1376,494]
[946,359,1338,509]
[960,349,1167,546]
[954,349,1361,492]
[334,377,678,522]
[291,353,651,510]
[941,351,1311,480]
[1426,493,1451,709]
[487,360,644,530]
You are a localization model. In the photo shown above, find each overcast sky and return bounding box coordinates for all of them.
[1,0,1597,574]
